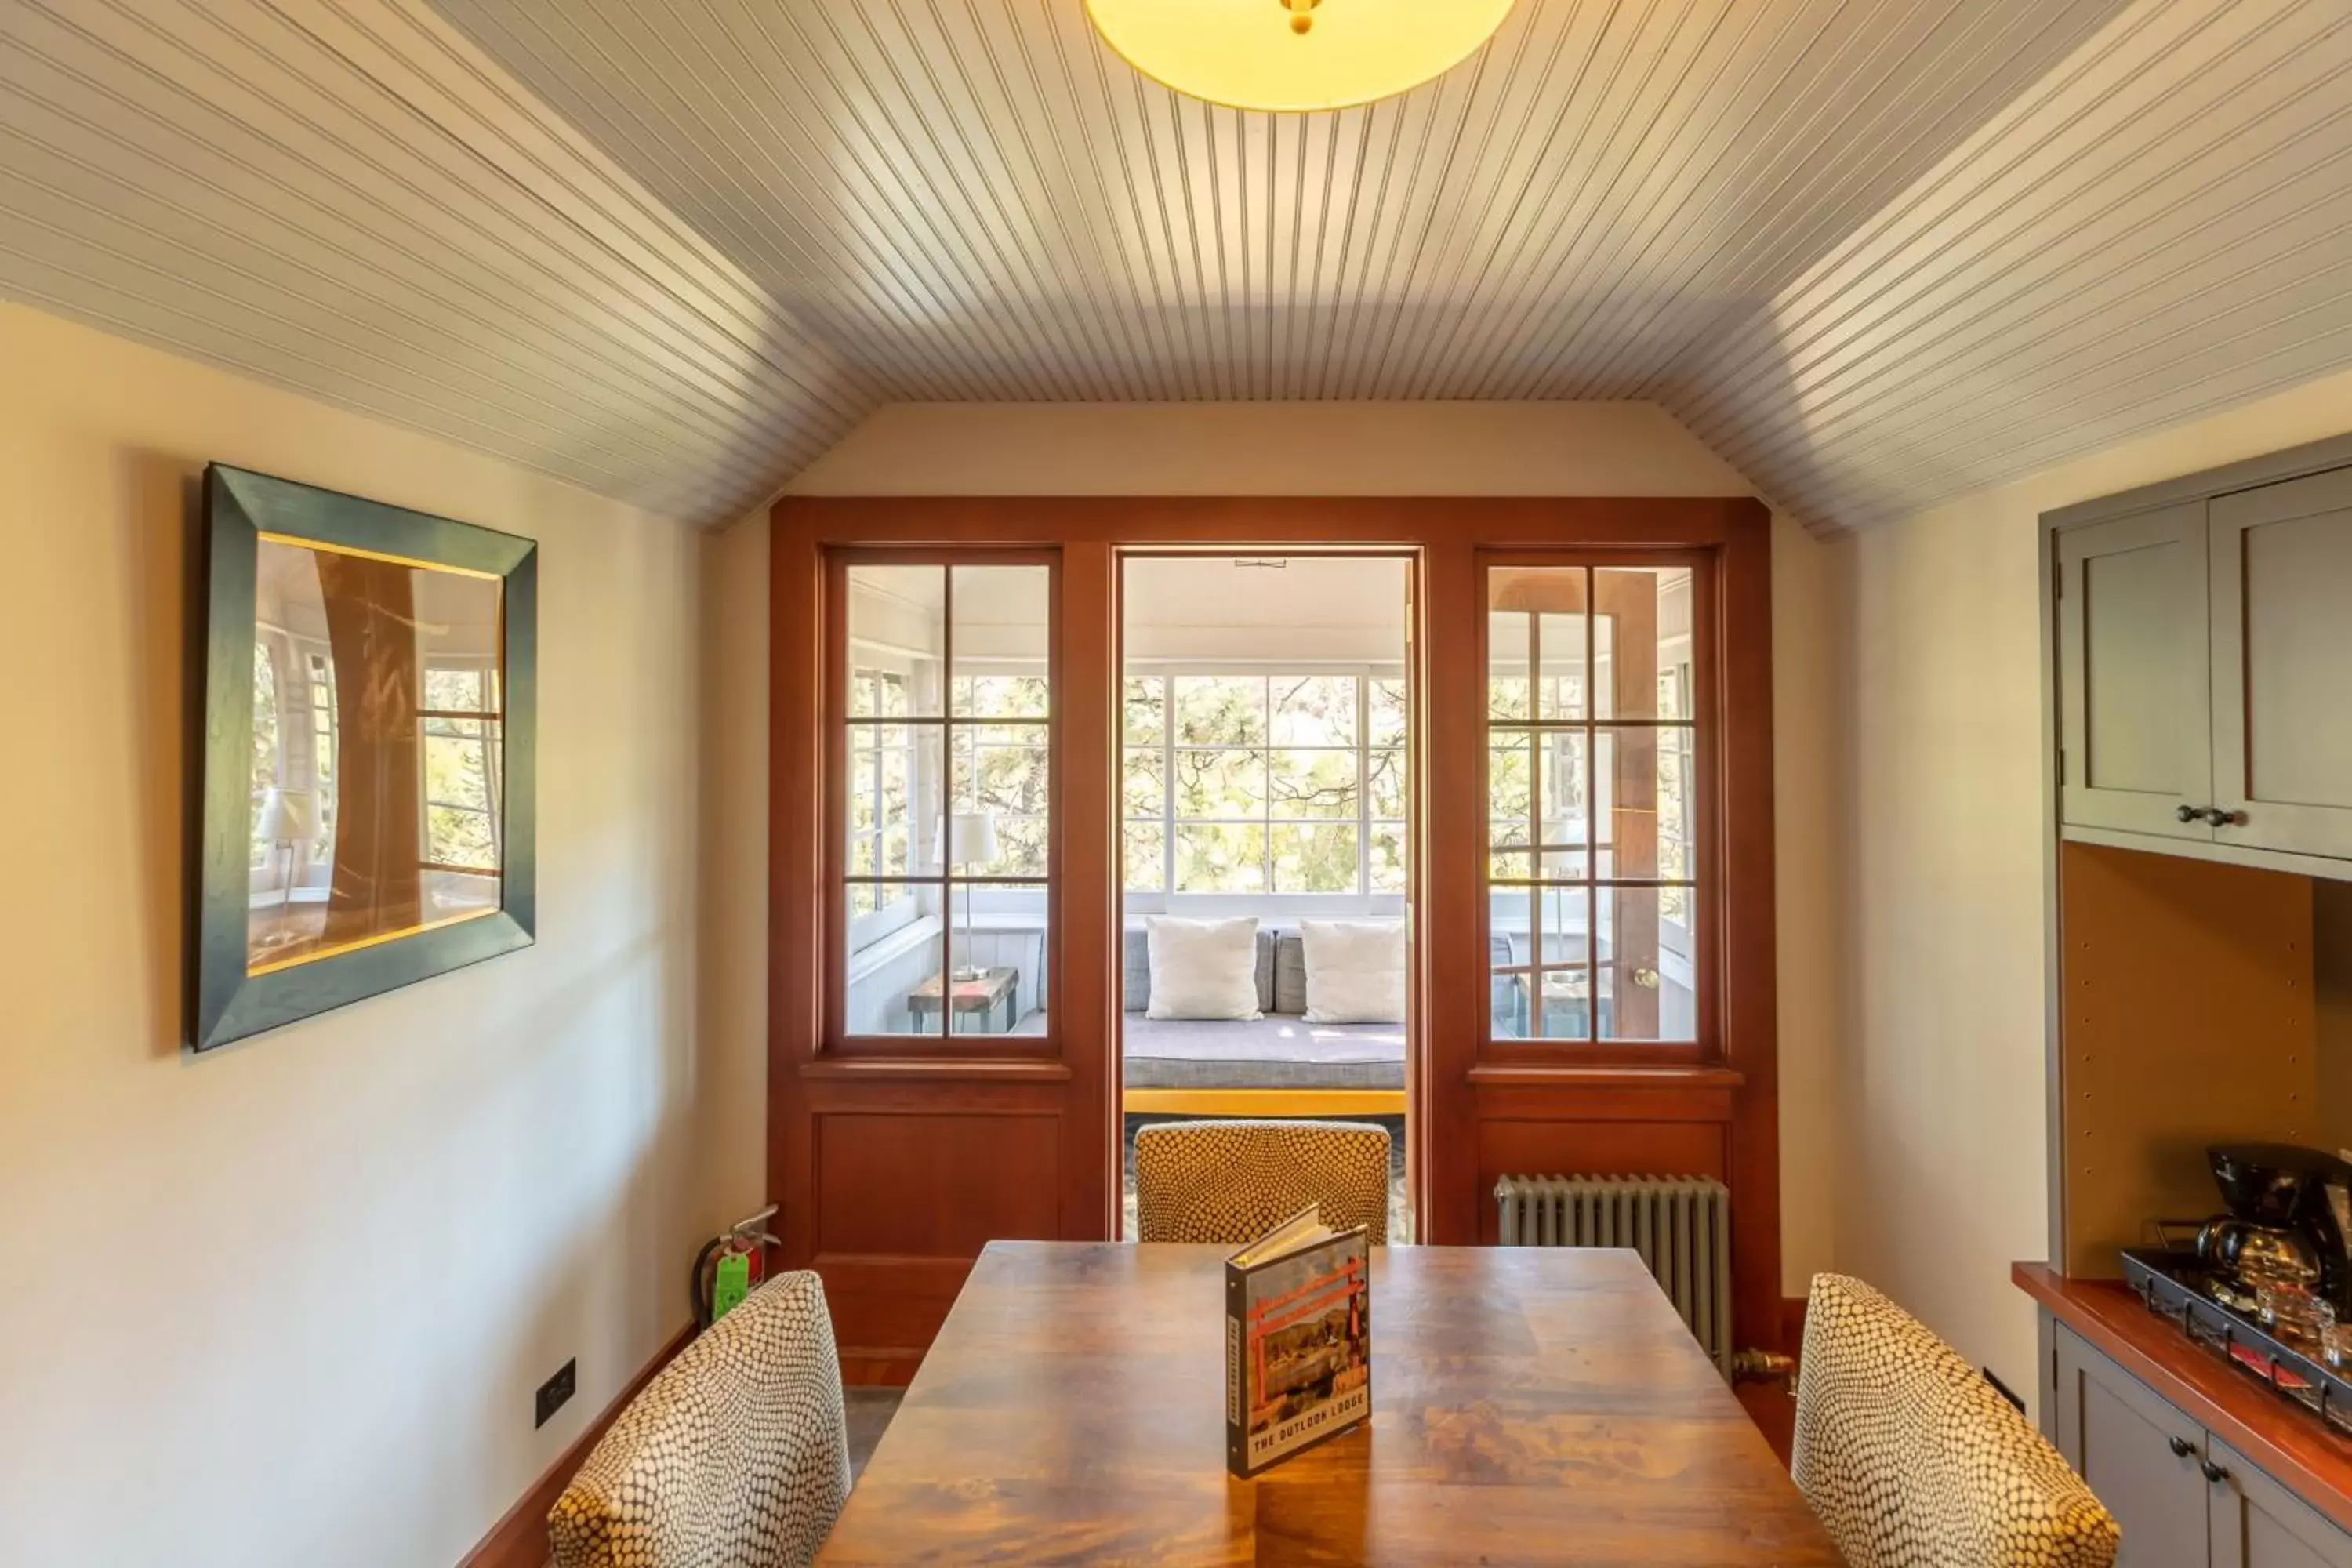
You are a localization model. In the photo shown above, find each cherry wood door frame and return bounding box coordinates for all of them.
[770,497,1784,1376]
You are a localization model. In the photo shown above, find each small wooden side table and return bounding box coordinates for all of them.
[906,966,1018,1034]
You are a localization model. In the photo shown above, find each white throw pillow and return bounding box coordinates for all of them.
[1301,920,1406,1025]
[1144,916,1263,1021]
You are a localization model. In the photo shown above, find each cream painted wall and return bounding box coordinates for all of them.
[696,511,771,1238]
[759,400,1845,1297]
[788,401,1757,495]
[0,303,709,1567]
[1829,361,2352,1415]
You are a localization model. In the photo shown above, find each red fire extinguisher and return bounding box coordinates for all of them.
[691,1204,781,1330]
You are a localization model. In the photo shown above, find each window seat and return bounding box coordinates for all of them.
[1120,1015,1404,1091]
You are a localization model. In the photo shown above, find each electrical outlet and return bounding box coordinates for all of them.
[535,1358,577,1429]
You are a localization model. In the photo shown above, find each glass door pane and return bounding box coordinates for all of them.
[1485,561,1698,1047]
[842,559,1053,1044]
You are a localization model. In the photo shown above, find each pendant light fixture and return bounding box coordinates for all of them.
[1085,0,1516,114]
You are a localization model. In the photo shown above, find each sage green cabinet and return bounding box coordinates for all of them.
[2209,1436,2352,1568]
[2209,467,2352,863]
[2054,1322,2213,1568]
[2054,459,2352,871]
[2047,1320,2352,1568]
[2058,502,2214,844]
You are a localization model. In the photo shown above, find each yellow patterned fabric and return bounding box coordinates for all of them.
[550,1272,851,1568]
[1792,1272,2119,1568]
[1134,1119,1389,1244]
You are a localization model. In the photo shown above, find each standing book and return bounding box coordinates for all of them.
[1224,1207,1372,1477]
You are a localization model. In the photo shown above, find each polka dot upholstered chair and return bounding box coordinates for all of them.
[1791,1272,2119,1568]
[549,1271,851,1568]
[1134,1119,1389,1244]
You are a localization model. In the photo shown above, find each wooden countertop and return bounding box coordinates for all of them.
[2015,1261,2352,1532]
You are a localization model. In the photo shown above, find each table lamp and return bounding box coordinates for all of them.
[255,787,314,946]
[939,811,999,981]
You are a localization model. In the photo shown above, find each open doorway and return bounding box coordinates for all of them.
[1118,554,1413,1241]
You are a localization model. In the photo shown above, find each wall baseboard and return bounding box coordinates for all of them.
[459,1323,695,1568]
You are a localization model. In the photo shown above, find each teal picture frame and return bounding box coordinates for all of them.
[191,466,537,1051]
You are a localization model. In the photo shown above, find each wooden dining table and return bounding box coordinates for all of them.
[818,1241,1840,1565]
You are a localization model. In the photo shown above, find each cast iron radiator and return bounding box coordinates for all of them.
[1494,1174,1733,1377]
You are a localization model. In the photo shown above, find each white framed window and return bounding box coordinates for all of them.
[1122,670,1406,909]
[847,665,917,946]
[1656,665,1694,954]
[249,637,281,872]
[307,651,337,865]
[419,658,503,876]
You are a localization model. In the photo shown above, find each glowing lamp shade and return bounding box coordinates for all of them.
[1086,0,1516,113]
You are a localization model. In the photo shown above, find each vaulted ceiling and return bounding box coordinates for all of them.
[4,0,2349,530]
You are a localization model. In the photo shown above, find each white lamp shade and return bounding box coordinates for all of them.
[1087,0,1515,113]
[256,788,315,843]
[938,811,1000,868]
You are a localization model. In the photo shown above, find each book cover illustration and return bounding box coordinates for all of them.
[1225,1209,1371,1477]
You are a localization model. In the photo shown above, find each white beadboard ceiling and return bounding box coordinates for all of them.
[4,0,2350,529]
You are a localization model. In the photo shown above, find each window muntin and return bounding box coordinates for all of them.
[420,659,502,876]
[1486,564,1698,1044]
[1123,672,1406,900]
[250,638,280,871]
[244,539,505,971]
[840,561,1052,1042]
[307,652,338,865]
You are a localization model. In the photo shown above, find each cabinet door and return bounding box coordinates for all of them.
[2056,1325,2212,1568]
[2058,503,2215,840]
[2210,469,2352,860]
[2207,1437,2352,1568]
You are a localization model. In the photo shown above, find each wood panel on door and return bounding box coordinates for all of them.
[2057,502,2214,842]
[2210,468,2352,862]
[771,498,1783,1377]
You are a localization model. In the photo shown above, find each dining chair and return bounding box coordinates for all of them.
[549,1271,851,1568]
[1791,1272,2119,1568]
[1133,1118,1389,1243]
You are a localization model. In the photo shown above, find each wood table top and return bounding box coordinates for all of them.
[819,1241,1838,1566]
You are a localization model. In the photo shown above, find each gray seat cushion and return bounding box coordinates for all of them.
[1121,1014,1405,1090]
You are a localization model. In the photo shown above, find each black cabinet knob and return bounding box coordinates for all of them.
[2169,1436,2196,1457]
[2201,1459,2230,1484]
[2205,808,2245,828]
[2177,805,2203,824]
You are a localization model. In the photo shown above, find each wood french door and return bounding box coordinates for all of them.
[771,499,1784,1381]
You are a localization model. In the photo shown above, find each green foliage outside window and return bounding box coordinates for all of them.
[1124,673,1406,895]
[250,639,278,869]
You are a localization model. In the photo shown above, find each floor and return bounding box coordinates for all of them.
[844,1388,902,1483]
[1121,1112,1411,1242]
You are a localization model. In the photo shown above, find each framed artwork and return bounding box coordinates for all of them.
[191,465,537,1051]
